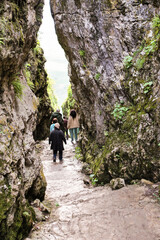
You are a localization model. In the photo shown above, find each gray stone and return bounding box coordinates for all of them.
[110,178,126,190]
[141,179,154,185]
[33,207,45,222]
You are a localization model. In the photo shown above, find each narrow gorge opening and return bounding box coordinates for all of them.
[38,0,69,109]
[33,0,71,141]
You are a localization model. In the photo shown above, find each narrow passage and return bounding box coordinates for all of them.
[26,139,160,240]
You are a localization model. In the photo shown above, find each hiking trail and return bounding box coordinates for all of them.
[25,139,160,240]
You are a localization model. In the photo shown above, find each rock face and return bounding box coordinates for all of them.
[0,0,51,239]
[51,0,160,183]
[28,44,53,141]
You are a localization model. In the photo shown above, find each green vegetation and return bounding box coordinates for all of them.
[0,125,3,134]
[143,81,153,94]
[111,103,129,120]
[123,15,160,70]
[33,40,43,56]
[135,37,158,70]
[94,73,101,81]
[0,200,35,240]
[104,131,109,136]
[75,146,83,161]
[123,55,133,69]
[0,38,4,45]
[61,84,77,116]
[90,174,98,186]
[0,9,25,48]
[47,77,58,110]
[79,50,85,57]
[24,63,35,90]
[152,15,160,34]
[12,77,24,99]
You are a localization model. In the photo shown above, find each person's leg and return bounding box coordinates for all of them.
[53,150,57,162]
[59,150,63,161]
[69,129,73,142]
[73,128,78,141]
[66,129,68,140]
[65,129,68,139]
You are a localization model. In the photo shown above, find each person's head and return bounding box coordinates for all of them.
[56,109,60,113]
[53,118,57,123]
[54,123,60,129]
[70,109,76,119]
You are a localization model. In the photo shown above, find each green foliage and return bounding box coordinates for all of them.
[22,211,30,218]
[12,77,24,99]
[143,81,153,94]
[104,131,109,136]
[95,73,101,81]
[47,77,58,110]
[0,17,9,36]
[124,15,160,70]
[0,183,15,224]
[135,16,160,69]
[135,57,146,70]
[152,15,160,35]
[0,38,4,45]
[135,39,158,70]
[111,103,129,120]
[34,40,43,56]
[75,146,83,161]
[61,84,76,116]
[24,63,34,90]
[144,39,157,55]
[89,174,98,186]
[123,55,133,69]
[79,50,85,57]
[0,125,3,134]
[0,10,24,47]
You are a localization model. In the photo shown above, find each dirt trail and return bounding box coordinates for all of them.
[26,139,160,240]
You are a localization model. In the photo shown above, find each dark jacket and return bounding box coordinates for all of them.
[63,118,68,129]
[49,128,66,151]
[50,112,64,131]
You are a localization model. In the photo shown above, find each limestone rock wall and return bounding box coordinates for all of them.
[51,0,160,183]
[27,44,53,141]
[0,1,50,239]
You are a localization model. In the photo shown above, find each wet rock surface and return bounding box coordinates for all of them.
[26,140,160,240]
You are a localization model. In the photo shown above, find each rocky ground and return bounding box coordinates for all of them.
[25,139,160,240]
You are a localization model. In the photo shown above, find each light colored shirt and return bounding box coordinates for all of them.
[67,115,79,129]
[50,123,55,133]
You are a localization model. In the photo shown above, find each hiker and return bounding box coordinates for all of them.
[50,109,64,132]
[49,123,66,162]
[50,118,58,133]
[63,116,68,140]
[67,109,79,144]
